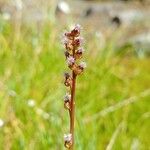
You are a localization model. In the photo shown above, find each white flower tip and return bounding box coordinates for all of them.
[75,24,81,29]
[64,133,72,142]
[78,48,84,53]
[64,93,71,102]
[67,56,75,65]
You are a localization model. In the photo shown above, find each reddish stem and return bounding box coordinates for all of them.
[70,72,76,150]
[69,39,76,150]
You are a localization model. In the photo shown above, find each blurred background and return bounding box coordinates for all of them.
[0,0,150,149]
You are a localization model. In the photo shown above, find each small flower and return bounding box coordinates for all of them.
[64,32,73,40]
[74,24,81,32]
[62,37,73,51]
[64,93,71,102]
[64,101,70,110]
[73,62,86,75]
[78,48,84,53]
[64,72,70,79]
[64,133,72,148]
[79,62,87,69]
[70,24,81,37]
[67,56,75,66]
[64,51,70,59]
[62,34,71,49]
[75,48,84,59]
[73,37,84,47]
[64,73,72,87]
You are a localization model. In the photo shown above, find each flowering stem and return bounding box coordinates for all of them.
[63,24,86,149]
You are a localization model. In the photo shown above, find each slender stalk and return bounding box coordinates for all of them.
[69,72,76,150]
[69,37,76,150]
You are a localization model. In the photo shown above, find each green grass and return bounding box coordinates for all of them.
[0,19,150,150]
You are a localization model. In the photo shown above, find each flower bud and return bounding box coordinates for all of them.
[64,73,72,87]
[64,72,70,79]
[67,56,75,67]
[73,37,84,47]
[64,51,70,59]
[74,24,81,32]
[73,62,86,75]
[64,93,71,102]
[64,32,74,40]
[70,24,81,37]
[78,48,84,53]
[75,48,84,59]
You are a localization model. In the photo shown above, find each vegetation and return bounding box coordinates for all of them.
[0,17,149,150]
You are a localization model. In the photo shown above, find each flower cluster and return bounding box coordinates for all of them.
[63,24,86,82]
[62,24,86,149]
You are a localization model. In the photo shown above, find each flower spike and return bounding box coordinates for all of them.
[62,24,86,149]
